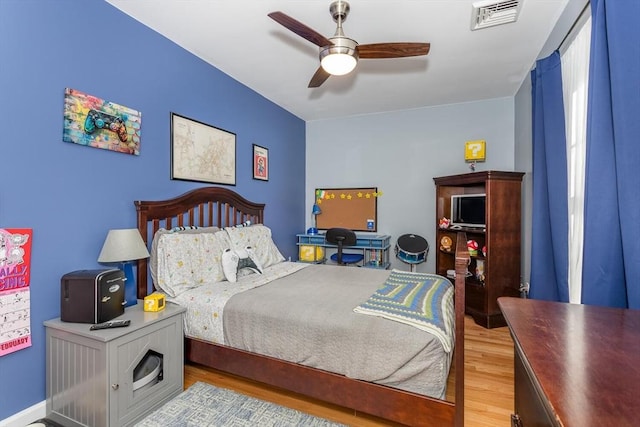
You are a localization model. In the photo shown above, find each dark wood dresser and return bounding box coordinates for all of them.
[498,297,640,427]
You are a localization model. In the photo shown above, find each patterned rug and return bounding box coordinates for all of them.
[135,382,346,426]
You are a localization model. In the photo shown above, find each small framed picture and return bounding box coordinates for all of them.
[253,144,269,181]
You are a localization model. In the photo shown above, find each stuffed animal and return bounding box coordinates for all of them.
[467,240,479,256]
[439,217,450,229]
[440,235,453,252]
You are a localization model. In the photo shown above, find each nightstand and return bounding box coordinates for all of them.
[44,302,186,427]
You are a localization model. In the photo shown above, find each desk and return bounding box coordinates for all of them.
[498,297,640,427]
[297,233,391,269]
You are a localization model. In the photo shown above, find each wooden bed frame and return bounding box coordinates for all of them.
[135,186,467,426]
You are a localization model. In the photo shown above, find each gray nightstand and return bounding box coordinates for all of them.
[44,302,186,427]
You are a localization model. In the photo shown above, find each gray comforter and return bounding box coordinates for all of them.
[223,264,452,399]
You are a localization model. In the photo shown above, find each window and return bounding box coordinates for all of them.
[560,7,591,303]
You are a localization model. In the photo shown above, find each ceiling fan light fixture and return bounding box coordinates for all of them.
[321,52,357,76]
[320,37,358,76]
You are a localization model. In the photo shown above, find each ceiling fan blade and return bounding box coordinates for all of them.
[358,42,431,59]
[268,11,333,47]
[308,67,331,88]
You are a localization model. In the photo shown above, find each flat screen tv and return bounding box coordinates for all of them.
[451,193,486,228]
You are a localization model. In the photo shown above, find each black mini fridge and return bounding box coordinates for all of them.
[60,269,125,323]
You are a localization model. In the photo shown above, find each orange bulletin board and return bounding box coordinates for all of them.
[315,187,379,232]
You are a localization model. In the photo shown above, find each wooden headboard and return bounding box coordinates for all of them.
[134,187,265,299]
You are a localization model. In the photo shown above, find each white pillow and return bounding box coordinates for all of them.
[224,224,285,269]
[149,226,219,286]
[221,247,263,283]
[155,229,230,297]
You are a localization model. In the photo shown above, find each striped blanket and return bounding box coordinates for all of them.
[353,269,455,352]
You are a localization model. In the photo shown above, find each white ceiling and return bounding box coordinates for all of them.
[106,0,570,122]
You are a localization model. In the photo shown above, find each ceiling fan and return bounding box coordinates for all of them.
[268,1,430,88]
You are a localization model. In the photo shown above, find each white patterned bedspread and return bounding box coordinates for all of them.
[167,262,309,344]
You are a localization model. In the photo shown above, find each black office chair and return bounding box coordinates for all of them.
[326,228,364,266]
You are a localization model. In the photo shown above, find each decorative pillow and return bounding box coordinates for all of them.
[224,224,285,269]
[155,229,229,297]
[221,247,263,283]
[150,226,219,287]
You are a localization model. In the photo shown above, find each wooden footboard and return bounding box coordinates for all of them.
[135,186,467,427]
[186,338,455,425]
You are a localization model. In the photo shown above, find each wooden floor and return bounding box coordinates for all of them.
[184,315,515,427]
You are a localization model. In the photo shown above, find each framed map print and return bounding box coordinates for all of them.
[170,113,236,185]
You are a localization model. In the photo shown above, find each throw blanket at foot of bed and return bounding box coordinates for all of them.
[354,269,455,353]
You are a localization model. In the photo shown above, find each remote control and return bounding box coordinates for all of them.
[90,320,131,330]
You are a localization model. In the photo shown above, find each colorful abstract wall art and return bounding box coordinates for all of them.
[62,88,142,155]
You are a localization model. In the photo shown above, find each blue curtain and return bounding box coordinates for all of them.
[529,52,570,302]
[581,0,640,308]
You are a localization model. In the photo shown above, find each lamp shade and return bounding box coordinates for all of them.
[98,229,150,263]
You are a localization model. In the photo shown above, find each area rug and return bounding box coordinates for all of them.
[135,382,346,426]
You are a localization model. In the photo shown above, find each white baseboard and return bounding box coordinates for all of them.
[0,401,46,427]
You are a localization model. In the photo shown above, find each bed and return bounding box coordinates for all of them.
[135,186,467,426]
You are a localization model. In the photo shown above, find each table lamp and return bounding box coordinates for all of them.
[307,203,322,234]
[98,228,150,307]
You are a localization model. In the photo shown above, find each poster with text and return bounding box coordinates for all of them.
[0,228,32,356]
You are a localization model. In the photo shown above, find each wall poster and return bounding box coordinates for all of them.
[0,228,33,356]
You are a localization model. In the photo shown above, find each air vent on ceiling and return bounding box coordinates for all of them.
[471,0,522,30]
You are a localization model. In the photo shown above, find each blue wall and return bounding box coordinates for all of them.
[0,0,305,418]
